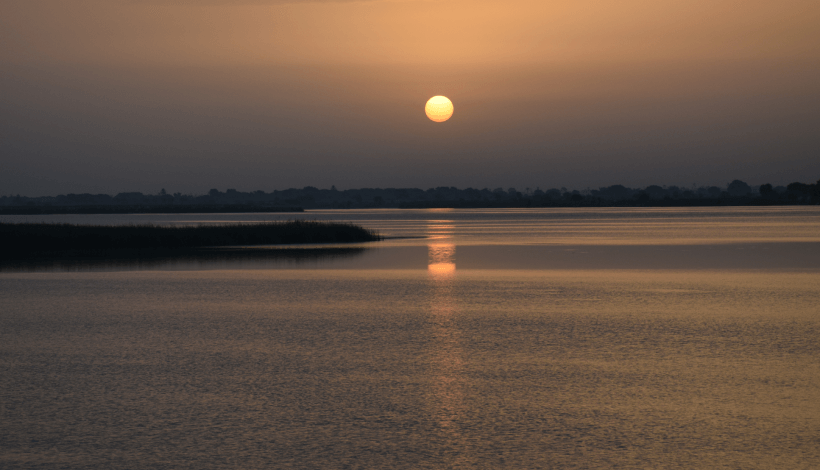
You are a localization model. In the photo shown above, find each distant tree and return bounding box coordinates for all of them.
[208,189,220,197]
[545,189,561,199]
[667,186,681,198]
[644,185,666,199]
[787,182,811,195]
[114,192,146,204]
[759,183,774,197]
[159,192,173,204]
[598,185,632,200]
[727,180,751,197]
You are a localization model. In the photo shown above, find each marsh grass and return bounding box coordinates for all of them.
[1,221,380,258]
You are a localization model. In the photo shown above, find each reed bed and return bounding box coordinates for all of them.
[1,221,380,257]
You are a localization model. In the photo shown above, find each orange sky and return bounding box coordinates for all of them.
[1,0,818,194]
[4,0,818,66]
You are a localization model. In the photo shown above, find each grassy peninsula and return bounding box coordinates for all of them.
[1,221,380,258]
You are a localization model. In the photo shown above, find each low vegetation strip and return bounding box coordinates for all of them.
[0,204,304,215]
[1,221,380,257]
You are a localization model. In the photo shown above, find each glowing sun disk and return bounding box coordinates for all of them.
[425,96,454,122]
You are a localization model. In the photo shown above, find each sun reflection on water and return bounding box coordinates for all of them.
[426,222,466,462]
[428,243,456,278]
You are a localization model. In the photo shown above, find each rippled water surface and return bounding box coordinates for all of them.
[2,208,819,468]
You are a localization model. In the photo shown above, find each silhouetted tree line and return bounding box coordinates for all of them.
[1,179,818,213]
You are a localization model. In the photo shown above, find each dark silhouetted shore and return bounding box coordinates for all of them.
[0,204,302,215]
[1,221,380,258]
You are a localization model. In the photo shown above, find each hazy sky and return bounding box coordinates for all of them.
[2,0,818,195]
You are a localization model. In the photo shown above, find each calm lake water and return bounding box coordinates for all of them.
[2,207,819,468]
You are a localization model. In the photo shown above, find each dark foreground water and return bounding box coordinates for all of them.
[1,208,819,468]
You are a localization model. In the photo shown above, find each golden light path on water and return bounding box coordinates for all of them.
[427,220,464,460]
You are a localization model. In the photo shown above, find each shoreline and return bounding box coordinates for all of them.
[2,199,817,215]
[0,205,303,216]
[1,221,381,258]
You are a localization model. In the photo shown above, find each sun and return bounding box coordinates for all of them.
[425,96,453,122]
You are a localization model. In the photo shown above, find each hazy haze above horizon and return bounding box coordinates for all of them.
[2,0,818,195]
